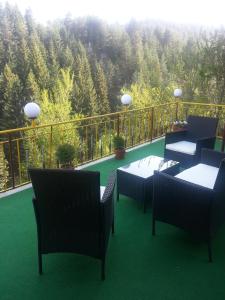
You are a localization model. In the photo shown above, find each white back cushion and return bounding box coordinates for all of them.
[166,141,196,155]
[175,163,219,189]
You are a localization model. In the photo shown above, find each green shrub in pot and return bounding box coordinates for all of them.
[56,143,76,168]
[113,136,125,159]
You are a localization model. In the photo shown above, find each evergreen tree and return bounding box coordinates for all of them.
[143,44,162,87]
[104,60,120,111]
[24,70,40,101]
[0,64,23,130]
[60,46,74,68]
[160,53,169,85]
[199,30,225,104]
[72,41,97,115]
[0,4,14,67]
[181,37,201,101]
[51,68,74,104]
[93,61,110,114]
[24,9,36,35]
[29,33,50,89]
[131,29,145,83]
[46,37,60,87]
[8,5,30,84]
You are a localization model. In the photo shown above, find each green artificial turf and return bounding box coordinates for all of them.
[0,139,225,300]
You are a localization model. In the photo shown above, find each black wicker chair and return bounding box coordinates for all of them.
[29,168,116,280]
[164,115,218,167]
[152,149,225,261]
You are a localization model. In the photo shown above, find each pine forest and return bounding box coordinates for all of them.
[0,3,225,131]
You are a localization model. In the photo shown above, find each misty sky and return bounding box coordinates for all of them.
[4,0,225,27]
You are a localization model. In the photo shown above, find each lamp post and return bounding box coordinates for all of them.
[24,102,41,127]
[174,89,182,121]
[120,94,132,142]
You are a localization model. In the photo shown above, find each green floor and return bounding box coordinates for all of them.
[1,139,225,300]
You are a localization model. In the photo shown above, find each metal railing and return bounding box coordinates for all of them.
[0,101,225,193]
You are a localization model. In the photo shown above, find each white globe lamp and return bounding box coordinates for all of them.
[174,88,182,98]
[121,94,132,106]
[24,102,40,127]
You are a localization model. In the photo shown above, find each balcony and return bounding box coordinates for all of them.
[1,135,225,300]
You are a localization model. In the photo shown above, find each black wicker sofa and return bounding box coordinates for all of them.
[152,148,225,261]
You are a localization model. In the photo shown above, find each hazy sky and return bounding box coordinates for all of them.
[4,0,225,27]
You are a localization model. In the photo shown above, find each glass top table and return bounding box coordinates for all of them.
[117,155,180,212]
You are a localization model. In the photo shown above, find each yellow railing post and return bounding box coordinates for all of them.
[117,114,120,137]
[49,126,53,167]
[175,101,179,121]
[151,107,154,141]
[8,133,15,188]
[16,139,22,184]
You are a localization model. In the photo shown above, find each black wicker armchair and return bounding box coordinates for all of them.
[165,115,218,167]
[29,168,116,280]
[152,149,225,261]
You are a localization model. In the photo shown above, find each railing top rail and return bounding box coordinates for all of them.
[1,101,225,136]
[0,102,177,136]
[181,101,225,108]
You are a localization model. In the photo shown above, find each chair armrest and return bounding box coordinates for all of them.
[195,136,216,157]
[201,149,225,167]
[101,171,116,204]
[165,130,187,144]
[100,172,116,250]
[101,171,116,230]
[153,171,214,236]
[210,159,225,234]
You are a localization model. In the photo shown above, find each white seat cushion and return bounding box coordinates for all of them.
[100,186,105,199]
[175,163,219,189]
[166,141,196,155]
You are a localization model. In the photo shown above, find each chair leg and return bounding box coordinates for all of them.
[143,199,147,214]
[38,251,43,275]
[101,258,105,280]
[112,219,115,235]
[143,186,147,213]
[152,217,156,236]
[116,189,119,202]
[208,239,212,263]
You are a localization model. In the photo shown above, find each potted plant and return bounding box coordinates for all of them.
[172,120,188,132]
[56,143,76,168]
[113,136,125,159]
